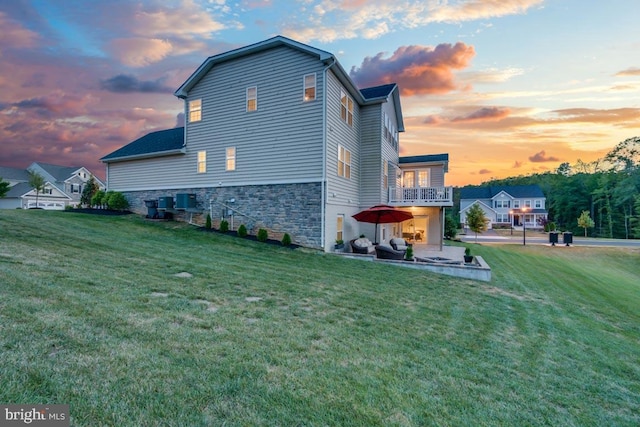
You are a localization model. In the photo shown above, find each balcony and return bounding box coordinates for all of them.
[389,186,453,207]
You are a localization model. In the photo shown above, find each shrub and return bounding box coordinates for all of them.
[220,220,229,232]
[205,214,212,230]
[107,191,129,211]
[238,224,248,238]
[405,245,413,260]
[465,246,471,257]
[91,190,106,208]
[282,233,292,246]
[257,228,268,242]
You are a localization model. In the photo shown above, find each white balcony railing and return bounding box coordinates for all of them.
[389,186,453,206]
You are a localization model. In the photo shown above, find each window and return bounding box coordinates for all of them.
[303,73,316,101]
[70,184,80,193]
[340,90,353,126]
[226,147,236,171]
[246,86,257,112]
[43,187,53,195]
[403,171,415,187]
[495,200,510,208]
[524,200,532,208]
[513,200,521,208]
[197,151,206,173]
[338,145,351,179]
[336,215,344,242]
[535,200,542,208]
[418,170,429,187]
[189,99,202,122]
[497,214,509,222]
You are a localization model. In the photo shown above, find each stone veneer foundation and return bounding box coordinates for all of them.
[125,182,323,248]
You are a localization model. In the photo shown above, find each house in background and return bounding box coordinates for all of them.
[459,185,548,230]
[102,35,453,251]
[0,163,105,210]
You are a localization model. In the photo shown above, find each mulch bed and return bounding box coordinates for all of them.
[199,228,300,249]
[64,208,133,216]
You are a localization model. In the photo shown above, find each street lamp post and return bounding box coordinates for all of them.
[521,207,528,246]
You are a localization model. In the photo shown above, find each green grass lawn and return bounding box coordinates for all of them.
[1,210,639,426]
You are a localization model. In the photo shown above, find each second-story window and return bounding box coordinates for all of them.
[383,161,388,189]
[338,145,351,179]
[524,200,532,208]
[304,73,316,101]
[340,90,353,126]
[246,86,257,112]
[189,99,202,122]
[418,170,429,187]
[226,147,236,171]
[513,200,521,208]
[197,151,206,173]
[535,200,542,208]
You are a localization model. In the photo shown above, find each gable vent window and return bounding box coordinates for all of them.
[246,86,257,112]
[189,99,202,122]
[304,73,316,101]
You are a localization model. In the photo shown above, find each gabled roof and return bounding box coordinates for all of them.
[175,35,336,99]
[30,163,80,182]
[101,127,185,163]
[460,185,545,200]
[173,35,404,130]
[5,182,32,198]
[0,166,30,181]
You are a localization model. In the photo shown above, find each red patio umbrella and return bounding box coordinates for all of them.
[352,204,413,244]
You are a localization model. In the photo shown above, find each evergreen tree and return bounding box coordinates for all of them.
[465,203,488,242]
[80,175,99,207]
[0,177,9,199]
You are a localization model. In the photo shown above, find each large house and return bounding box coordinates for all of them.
[459,185,548,230]
[0,162,105,210]
[101,36,453,252]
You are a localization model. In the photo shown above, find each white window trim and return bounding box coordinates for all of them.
[336,215,344,242]
[246,86,257,112]
[338,145,351,179]
[197,150,207,174]
[226,147,236,171]
[303,73,316,102]
[189,99,202,122]
[340,90,353,126]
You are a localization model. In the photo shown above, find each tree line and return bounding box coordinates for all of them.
[452,137,640,239]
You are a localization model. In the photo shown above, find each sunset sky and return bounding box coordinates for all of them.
[1,0,639,186]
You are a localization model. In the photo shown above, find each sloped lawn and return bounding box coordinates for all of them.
[1,210,638,426]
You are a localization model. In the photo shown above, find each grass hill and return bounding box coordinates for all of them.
[1,210,639,426]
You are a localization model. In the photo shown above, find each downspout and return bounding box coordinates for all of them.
[440,207,445,251]
[321,58,336,251]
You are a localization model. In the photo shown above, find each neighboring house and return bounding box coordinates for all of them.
[0,163,105,210]
[459,185,548,230]
[101,36,453,251]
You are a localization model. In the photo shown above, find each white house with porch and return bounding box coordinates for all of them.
[459,185,547,230]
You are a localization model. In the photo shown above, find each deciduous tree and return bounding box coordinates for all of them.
[465,203,488,242]
[577,210,595,237]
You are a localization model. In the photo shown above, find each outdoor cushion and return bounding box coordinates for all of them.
[351,238,375,254]
[390,238,409,251]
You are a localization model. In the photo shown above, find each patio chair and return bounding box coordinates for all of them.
[375,244,406,260]
[390,238,412,251]
[350,238,375,254]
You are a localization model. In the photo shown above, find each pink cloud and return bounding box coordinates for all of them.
[350,42,476,95]
[451,107,511,123]
[0,12,39,52]
[615,67,640,77]
[529,150,560,163]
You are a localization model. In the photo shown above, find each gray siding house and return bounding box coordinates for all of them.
[102,36,453,251]
[459,185,548,230]
[0,163,104,210]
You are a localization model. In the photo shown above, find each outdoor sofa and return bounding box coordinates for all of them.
[350,238,376,254]
[375,245,406,260]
